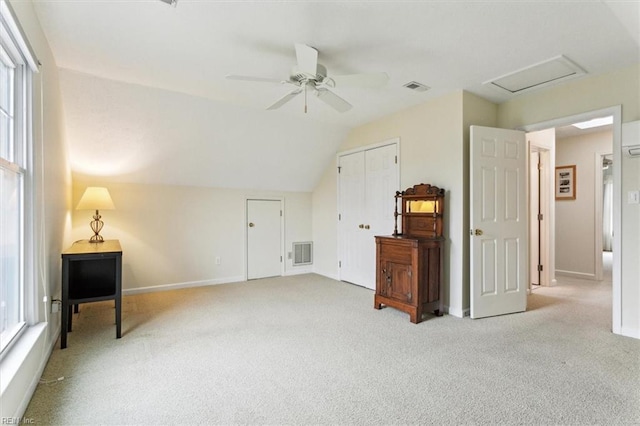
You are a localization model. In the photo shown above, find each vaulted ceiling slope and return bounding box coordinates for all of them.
[31,1,639,191]
[59,69,349,192]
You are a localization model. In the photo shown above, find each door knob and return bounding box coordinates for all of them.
[249,222,255,228]
[364,225,370,230]
[474,229,483,236]
[359,224,364,229]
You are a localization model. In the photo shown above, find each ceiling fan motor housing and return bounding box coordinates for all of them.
[290,63,328,85]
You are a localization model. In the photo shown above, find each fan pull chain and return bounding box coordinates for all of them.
[304,83,308,113]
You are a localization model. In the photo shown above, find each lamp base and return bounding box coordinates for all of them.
[89,234,105,243]
[89,210,105,243]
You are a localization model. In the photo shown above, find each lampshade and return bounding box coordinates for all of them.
[76,187,115,211]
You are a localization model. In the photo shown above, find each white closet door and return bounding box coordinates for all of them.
[338,142,398,290]
[363,144,398,288]
[338,151,366,286]
[247,199,282,280]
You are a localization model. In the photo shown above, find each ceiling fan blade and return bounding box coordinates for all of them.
[266,89,302,110]
[315,88,352,113]
[226,74,284,84]
[295,43,318,75]
[330,72,389,88]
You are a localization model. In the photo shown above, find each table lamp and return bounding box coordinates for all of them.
[76,187,115,243]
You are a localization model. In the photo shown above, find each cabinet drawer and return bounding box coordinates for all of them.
[379,242,414,263]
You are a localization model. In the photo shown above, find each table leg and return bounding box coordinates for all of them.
[115,297,121,339]
[61,302,68,349]
[68,304,73,332]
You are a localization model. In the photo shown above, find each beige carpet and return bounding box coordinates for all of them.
[25,271,639,425]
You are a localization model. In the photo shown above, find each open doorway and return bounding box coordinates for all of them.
[523,107,620,334]
[554,116,613,282]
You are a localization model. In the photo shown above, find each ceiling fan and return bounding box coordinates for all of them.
[226,43,389,113]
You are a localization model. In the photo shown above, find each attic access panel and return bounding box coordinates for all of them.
[485,55,586,95]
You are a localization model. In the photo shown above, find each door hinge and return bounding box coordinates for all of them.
[395,155,398,164]
[280,210,283,217]
[281,256,283,262]
[538,161,542,170]
[338,166,341,174]
[338,213,341,221]
[339,260,342,268]
[538,264,543,272]
[538,213,543,221]
[408,269,412,277]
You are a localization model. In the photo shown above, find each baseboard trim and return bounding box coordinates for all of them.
[311,270,340,281]
[619,325,640,340]
[555,270,596,280]
[285,267,313,276]
[446,306,469,318]
[122,276,245,295]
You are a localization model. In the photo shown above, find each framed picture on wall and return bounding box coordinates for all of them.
[555,165,576,200]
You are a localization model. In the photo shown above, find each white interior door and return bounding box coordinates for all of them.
[363,144,399,288]
[338,142,399,290]
[338,151,366,286]
[530,151,540,286]
[247,199,282,280]
[470,126,528,319]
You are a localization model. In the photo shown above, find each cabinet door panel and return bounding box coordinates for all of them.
[387,261,413,303]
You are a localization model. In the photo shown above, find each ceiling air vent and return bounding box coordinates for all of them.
[403,81,430,92]
[159,0,178,7]
[484,55,586,95]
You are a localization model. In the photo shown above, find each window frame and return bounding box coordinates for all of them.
[0,0,38,357]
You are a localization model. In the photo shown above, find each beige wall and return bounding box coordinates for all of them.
[72,177,313,292]
[555,130,612,278]
[313,91,498,316]
[312,162,339,280]
[2,0,71,419]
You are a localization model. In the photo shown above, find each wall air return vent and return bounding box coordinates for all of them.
[484,55,586,95]
[403,81,430,92]
[292,242,313,266]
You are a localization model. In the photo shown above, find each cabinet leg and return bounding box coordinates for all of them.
[410,307,423,324]
[374,296,384,310]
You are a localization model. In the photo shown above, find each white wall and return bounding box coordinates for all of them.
[498,64,640,338]
[1,0,71,419]
[555,130,612,278]
[71,178,313,292]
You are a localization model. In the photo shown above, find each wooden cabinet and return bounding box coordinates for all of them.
[374,184,444,323]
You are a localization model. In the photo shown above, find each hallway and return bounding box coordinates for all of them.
[529,251,613,331]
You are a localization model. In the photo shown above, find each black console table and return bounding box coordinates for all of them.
[61,240,122,349]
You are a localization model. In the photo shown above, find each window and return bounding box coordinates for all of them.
[1,1,37,354]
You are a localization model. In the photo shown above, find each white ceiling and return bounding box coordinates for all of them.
[30,0,640,190]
